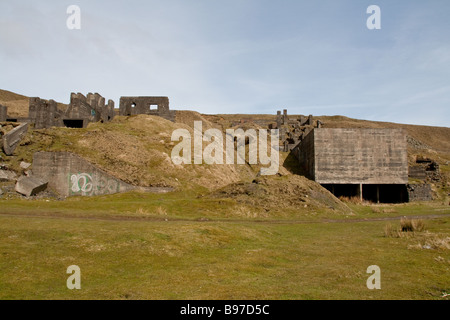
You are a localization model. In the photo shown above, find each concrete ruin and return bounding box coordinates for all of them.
[3,92,177,130]
[269,110,319,152]
[64,92,115,127]
[408,156,440,183]
[293,128,409,203]
[15,176,48,197]
[119,96,176,122]
[32,152,135,197]
[2,123,29,155]
[0,170,17,182]
[0,105,7,122]
[31,152,174,197]
[29,93,115,129]
[28,98,63,129]
[407,184,433,201]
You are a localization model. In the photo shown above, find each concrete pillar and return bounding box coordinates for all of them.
[276,111,281,128]
[300,115,306,126]
[376,185,380,204]
[358,184,363,202]
[0,105,7,122]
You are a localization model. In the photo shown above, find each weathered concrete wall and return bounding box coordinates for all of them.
[64,92,115,127]
[296,128,408,184]
[407,184,433,201]
[29,98,64,129]
[2,123,28,155]
[29,93,114,129]
[293,129,315,179]
[274,110,317,152]
[409,166,427,180]
[0,105,7,122]
[32,152,135,197]
[119,96,176,122]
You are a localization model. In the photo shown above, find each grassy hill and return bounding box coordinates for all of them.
[0,89,67,118]
[1,88,449,209]
[0,89,29,118]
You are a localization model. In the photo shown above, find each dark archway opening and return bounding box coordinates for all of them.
[323,184,359,198]
[63,119,84,128]
[364,184,408,203]
[323,184,408,203]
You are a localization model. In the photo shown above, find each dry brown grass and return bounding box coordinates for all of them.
[339,196,362,204]
[384,218,426,238]
[401,217,425,232]
[224,204,269,219]
[408,234,450,250]
[371,206,397,214]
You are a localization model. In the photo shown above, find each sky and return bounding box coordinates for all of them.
[0,0,449,127]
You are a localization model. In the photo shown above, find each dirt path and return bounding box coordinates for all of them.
[0,211,449,225]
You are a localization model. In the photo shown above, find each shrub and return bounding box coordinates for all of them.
[384,219,426,238]
[400,218,414,232]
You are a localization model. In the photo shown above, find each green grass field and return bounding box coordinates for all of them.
[0,192,449,300]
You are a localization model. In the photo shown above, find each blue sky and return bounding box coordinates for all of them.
[0,0,449,126]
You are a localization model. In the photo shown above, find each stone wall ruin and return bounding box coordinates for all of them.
[119,96,176,122]
[406,183,433,201]
[270,109,319,152]
[29,92,115,129]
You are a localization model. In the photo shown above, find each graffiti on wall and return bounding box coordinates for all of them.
[69,172,120,196]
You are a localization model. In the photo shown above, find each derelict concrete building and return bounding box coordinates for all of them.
[119,96,176,122]
[293,128,409,203]
[28,93,115,129]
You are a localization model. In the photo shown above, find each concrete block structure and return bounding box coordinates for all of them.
[294,128,409,203]
[119,96,176,122]
[29,92,115,129]
[407,184,433,201]
[65,92,115,128]
[28,98,64,129]
[15,176,48,197]
[2,123,29,155]
[9,93,176,130]
[32,152,135,197]
[271,109,318,152]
